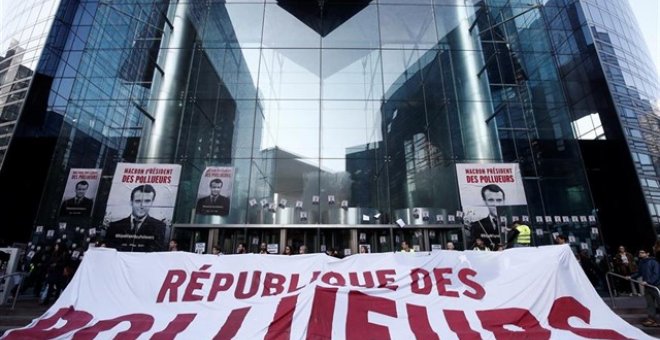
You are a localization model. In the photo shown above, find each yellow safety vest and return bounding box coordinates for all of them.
[516,224,531,244]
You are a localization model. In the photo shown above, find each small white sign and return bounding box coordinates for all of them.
[591,227,599,235]
[36,226,44,233]
[448,215,455,222]
[46,230,55,238]
[267,244,278,254]
[431,244,442,251]
[562,216,569,222]
[450,234,458,242]
[571,216,579,222]
[554,216,562,223]
[545,216,553,223]
[588,215,596,222]
[522,215,529,222]
[59,222,67,230]
[343,248,352,256]
[580,216,588,222]
[379,236,387,244]
[580,242,589,250]
[568,236,576,243]
[362,214,370,222]
[436,215,444,223]
[535,228,544,236]
[195,242,205,254]
[89,228,96,236]
[535,216,543,223]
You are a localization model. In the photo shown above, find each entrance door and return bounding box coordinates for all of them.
[246,229,280,253]
[320,229,353,257]
[286,228,319,254]
[396,228,426,251]
[428,228,465,250]
[171,228,209,252]
[357,229,393,253]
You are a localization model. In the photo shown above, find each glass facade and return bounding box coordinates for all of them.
[544,0,660,247]
[0,0,657,254]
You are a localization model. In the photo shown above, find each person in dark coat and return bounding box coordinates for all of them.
[631,249,660,327]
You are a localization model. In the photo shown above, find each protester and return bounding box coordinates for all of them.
[400,241,415,253]
[630,249,660,327]
[472,238,490,251]
[613,245,637,295]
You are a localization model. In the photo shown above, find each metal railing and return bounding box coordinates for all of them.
[0,272,28,310]
[605,271,660,308]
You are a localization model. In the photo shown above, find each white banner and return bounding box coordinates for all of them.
[195,166,233,216]
[104,163,182,252]
[3,246,649,339]
[59,169,102,217]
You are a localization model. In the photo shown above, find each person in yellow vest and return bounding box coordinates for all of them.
[506,221,531,248]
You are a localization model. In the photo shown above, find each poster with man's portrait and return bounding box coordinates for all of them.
[195,166,234,216]
[59,169,102,217]
[456,163,527,247]
[104,163,182,252]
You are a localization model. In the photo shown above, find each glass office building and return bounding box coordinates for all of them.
[0,0,657,254]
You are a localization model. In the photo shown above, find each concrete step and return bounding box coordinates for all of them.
[605,296,660,338]
[0,297,48,336]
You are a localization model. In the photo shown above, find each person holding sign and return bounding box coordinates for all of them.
[59,181,94,217]
[196,178,230,216]
[106,184,165,252]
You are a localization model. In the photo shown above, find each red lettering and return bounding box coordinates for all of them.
[348,271,375,288]
[288,273,305,293]
[346,291,397,339]
[376,269,398,291]
[321,271,346,287]
[406,304,439,340]
[263,272,286,296]
[548,297,626,339]
[213,307,250,340]
[151,314,197,340]
[443,310,481,340]
[234,271,261,299]
[433,268,459,297]
[265,295,298,340]
[3,307,92,339]
[477,308,550,339]
[410,268,432,295]
[157,270,186,303]
[208,273,234,302]
[306,287,338,340]
[458,268,485,300]
[183,268,211,302]
[72,314,154,340]
[309,271,321,283]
